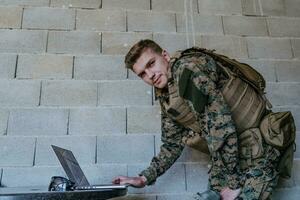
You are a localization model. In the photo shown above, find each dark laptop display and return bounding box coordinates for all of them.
[51,145,128,190]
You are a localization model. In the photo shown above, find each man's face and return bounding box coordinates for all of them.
[133,48,170,89]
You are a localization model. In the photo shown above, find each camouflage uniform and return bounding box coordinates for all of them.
[139,52,280,200]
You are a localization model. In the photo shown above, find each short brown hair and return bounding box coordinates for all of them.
[125,39,163,70]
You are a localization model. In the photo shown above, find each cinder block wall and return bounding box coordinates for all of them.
[0,0,299,199]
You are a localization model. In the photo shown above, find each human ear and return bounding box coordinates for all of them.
[161,50,170,62]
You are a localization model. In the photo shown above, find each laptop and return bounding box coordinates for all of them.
[51,145,128,190]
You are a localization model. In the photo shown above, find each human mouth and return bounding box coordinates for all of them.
[153,74,161,85]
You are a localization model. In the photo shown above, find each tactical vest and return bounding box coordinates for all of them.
[161,47,271,152]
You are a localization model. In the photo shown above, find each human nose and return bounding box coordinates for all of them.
[145,69,154,79]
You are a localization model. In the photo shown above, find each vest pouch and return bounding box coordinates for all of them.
[277,142,296,178]
[260,111,296,150]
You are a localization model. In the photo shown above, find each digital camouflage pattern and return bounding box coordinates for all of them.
[139,52,280,200]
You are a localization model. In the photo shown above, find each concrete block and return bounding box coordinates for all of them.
[81,164,127,185]
[0,136,35,166]
[200,35,248,58]
[97,135,155,164]
[1,166,64,187]
[0,54,17,79]
[266,82,300,106]
[272,186,300,200]
[127,106,161,134]
[0,30,47,53]
[223,16,268,36]
[41,80,97,106]
[0,109,9,135]
[0,0,49,6]
[295,132,300,159]
[261,0,285,16]
[17,54,73,79]
[98,80,152,106]
[112,195,156,200]
[268,18,300,37]
[47,31,101,55]
[23,7,75,30]
[274,60,300,82]
[0,6,22,28]
[102,32,152,55]
[176,14,223,35]
[0,80,40,106]
[198,0,242,15]
[35,136,96,166]
[127,11,176,32]
[292,160,300,185]
[127,163,186,194]
[247,37,293,59]
[74,55,126,80]
[102,0,150,10]
[292,39,300,58]
[76,9,125,31]
[285,0,300,17]
[50,0,101,8]
[157,194,195,200]
[152,0,198,12]
[186,163,209,192]
[241,0,263,16]
[7,108,68,136]
[238,59,277,82]
[128,69,139,80]
[69,107,126,135]
[153,33,188,54]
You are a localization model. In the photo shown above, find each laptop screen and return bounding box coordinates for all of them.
[51,145,90,187]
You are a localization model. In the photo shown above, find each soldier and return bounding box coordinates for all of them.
[112,40,280,200]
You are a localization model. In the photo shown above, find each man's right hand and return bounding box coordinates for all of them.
[112,176,147,188]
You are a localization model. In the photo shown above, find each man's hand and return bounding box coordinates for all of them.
[112,176,147,188]
[220,187,241,200]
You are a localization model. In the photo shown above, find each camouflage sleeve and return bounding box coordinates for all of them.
[139,110,186,185]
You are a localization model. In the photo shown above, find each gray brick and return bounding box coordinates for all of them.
[128,69,139,80]
[74,55,126,80]
[102,32,152,55]
[201,35,248,58]
[17,54,73,79]
[76,9,125,31]
[153,33,188,54]
[176,14,223,35]
[82,164,127,185]
[1,166,64,187]
[266,82,300,106]
[0,109,8,135]
[102,0,150,10]
[186,163,209,192]
[0,0,49,6]
[112,195,156,200]
[272,186,300,200]
[0,136,35,166]
[152,0,198,12]
[41,80,97,106]
[35,136,96,166]
[51,0,101,8]
[238,59,277,82]
[23,7,75,30]
[97,135,154,164]
[98,80,152,106]
[268,18,300,37]
[127,163,186,194]
[261,0,285,16]
[127,106,161,134]
[0,30,47,53]
[157,194,195,200]
[0,6,22,28]
[274,60,300,82]
[47,31,101,55]
[241,0,263,16]
[0,54,17,79]
[69,108,126,135]
[292,39,300,58]
[247,37,293,59]
[223,16,268,36]
[198,0,242,15]
[285,0,300,17]
[7,108,68,136]
[0,80,40,106]
[127,11,176,32]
